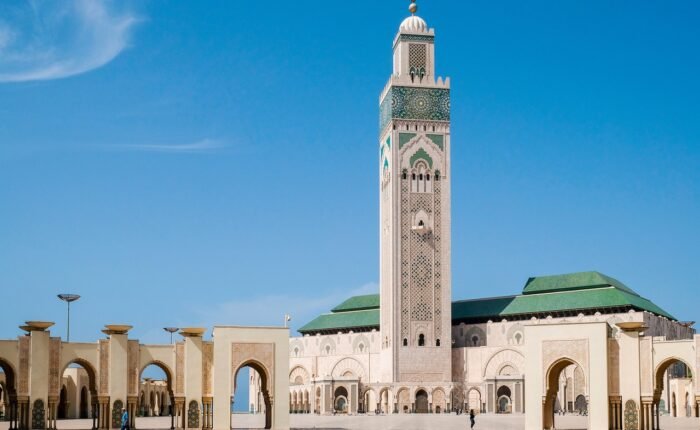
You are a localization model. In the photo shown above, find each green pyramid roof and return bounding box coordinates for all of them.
[297,272,677,334]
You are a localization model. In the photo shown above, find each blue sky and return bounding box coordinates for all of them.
[0,0,699,404]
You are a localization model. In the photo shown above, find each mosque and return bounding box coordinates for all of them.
[248,2,700,429]
[1,2,698,430]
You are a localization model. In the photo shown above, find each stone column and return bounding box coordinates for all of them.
[47,396,57,430]
[126,397,137,430]
[97,396,109,430]
[17,397,29,430]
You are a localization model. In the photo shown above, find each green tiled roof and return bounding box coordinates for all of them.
[522,271,638,296]
[331,294,380,313]
[298,272,677,334]
[298,309,379,334]
[452,287,675,321]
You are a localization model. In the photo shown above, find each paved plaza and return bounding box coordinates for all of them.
[1,415,698,430]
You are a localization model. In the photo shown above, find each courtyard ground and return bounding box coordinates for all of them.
[0,414,697,429]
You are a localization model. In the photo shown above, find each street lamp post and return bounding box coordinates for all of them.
[57,294,81,342]
[163,327,179,344]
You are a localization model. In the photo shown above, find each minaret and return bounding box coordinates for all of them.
[379,0,452,384]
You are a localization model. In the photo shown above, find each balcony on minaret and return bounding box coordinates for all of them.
[411,216,432,235]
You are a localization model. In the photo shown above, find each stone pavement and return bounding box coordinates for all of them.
[0,414,697,430]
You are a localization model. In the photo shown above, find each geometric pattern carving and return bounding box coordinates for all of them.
[331,358,366,380]
[483,349,525,377]
[542,339,589,380]
[400,144,444,340]
[624,399,639,430]
[49,338,60,395]
[175,343,185,396]
[410,148,433,169]
[187,400,200,428]
[98,340,110,395]
[31,399,45,429]
[19,336,30,395]
[380,86,450,132]
[289,366,310,385]
[400,177,410,339]
[408,43,427,71]
[410,194,433,322]
[202,342,213,396]
[434,179,442,339]
[128,340,139,396]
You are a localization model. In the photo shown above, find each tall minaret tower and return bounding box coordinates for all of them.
[379,1,452,384]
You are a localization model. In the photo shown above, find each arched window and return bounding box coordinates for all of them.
[436,339,441,347]
[403,338,408,347]
[402,170,407,180]
[418,334,425,347]
[471,335,479,346]
[325,345,331,355]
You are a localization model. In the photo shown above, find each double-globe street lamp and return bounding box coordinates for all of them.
[57,294,81,342]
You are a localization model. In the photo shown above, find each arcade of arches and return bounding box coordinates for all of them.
[0,323,289,430]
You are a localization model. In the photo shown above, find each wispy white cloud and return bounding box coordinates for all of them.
[0,1,138,82]
[107,138,227,154]
[192,282,379,334]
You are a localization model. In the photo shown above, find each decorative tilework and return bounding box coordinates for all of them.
[380,86,450,132]
[410,148,433,169]
[399,133,417,148]
[395,34,435,46]
[624,399,638,430]
[187,400,200,428]
[427,134,444,150]
[31,399,45,429]
[112,400,123,429]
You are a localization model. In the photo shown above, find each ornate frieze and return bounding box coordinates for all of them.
[380,86,450,133]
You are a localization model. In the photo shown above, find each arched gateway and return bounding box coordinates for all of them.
[0,322,290,430]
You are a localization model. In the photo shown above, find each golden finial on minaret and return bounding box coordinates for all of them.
[409,0,418,15]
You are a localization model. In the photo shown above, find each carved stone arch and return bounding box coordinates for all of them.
[465,326,486,347]
[506,323,525,345]
[653,356,695,399]
[139,361,174,395]
[400,137,443,171]
[331,358,366,380]
[289,366,310,386]
[319,337,336,356]
[413,323,430,346]
[58,358,99,397]
[351,334,370,354]
[483,349,525,377]
[498,363,518,376]
[289,339,304,357]
[0,358,18,397]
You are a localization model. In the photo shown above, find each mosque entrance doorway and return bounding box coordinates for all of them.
[136,363,174,430]
[497,386,512,414]
[545,358,589,430]
[415,390,429,414]
[653,358,694,427]
[333,387,348,414]
[232,362,271,429]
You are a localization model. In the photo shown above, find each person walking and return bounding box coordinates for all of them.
[120,408,129,430]
[469,409,476,429]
